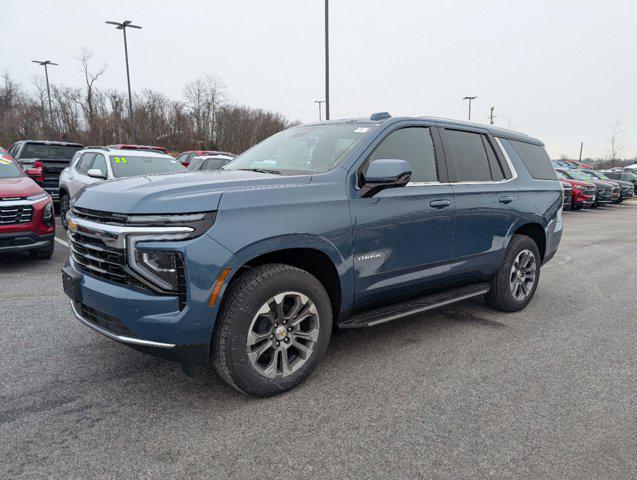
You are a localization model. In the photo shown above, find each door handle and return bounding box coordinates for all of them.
[430,199,451,209]
[498,196,514,204]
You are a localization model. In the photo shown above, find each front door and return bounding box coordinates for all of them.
[350,124,455,308]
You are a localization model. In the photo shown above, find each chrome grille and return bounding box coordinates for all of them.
[69,230,149,291]
[0,205,33,225]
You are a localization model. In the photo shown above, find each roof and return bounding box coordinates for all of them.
[83,147,170,158]
[18,140,84,147]
[306,114,544,145]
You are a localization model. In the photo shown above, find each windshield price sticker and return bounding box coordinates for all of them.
[0,158,12,165]
[114,157,128,164]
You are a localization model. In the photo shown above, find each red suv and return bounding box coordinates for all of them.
[0,152,55,258]
[556,170,596,210]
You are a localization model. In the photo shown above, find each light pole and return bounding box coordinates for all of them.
[314,100,325,121]
[106,20,142,143]
[463,96,478,121]
[324,0,330,120]
[31,60,58,131]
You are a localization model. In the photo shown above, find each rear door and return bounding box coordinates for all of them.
[440,126,519,279]
[350,122,455,307]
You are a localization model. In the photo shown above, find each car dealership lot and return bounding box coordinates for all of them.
[1,202,635,479]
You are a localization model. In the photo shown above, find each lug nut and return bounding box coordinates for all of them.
[269,334,274,339]
[275,341,280,346]
[284,337,290,343]
[274,323,278,327]
[282,320,287,325]
[287,326,292,332]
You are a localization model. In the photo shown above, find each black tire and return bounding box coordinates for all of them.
[59,194,71,230]
[590,202,598,209]
[212,263,332,396]
[31,243,54,260]
[572,205,582,211]
[484,235,541,313]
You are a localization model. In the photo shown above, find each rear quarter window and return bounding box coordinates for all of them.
[509,140,557,180]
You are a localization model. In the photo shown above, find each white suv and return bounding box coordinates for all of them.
[58,146,187,229]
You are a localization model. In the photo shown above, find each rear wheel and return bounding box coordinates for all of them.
[212,263,332,396]
[60,194,71,230]
[484,235,541,312]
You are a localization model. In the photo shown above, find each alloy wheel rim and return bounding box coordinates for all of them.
[61,198,69,228]
[246,291,319,378]
[509,249,537,301]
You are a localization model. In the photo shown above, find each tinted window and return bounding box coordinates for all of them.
[203,158,230,171]
[77,153,96,173]
[91,154,107,176]
[369,127,438,182]
[109,154,187,178]
[187,157,207,171]
[445,130,492,182]
[21,143,82,160]
[510,140,556,180]
[176,153,189,164]
[483,137,504,181]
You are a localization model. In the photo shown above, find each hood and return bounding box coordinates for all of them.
[561,179,595,188]
[0,176,42,198]
[74,169,312,214]
[606,179,632,188]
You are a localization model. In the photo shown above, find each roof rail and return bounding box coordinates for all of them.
[84,146,111,151]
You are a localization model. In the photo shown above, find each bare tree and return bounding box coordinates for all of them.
[606,119,626,166]
[75,48,107,142]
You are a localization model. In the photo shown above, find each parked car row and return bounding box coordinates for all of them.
[554,164,635,211]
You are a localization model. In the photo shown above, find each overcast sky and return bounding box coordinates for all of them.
[3,0,636,158]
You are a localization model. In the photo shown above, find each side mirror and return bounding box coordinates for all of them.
[359,159,412,197]
[87,168,107,180]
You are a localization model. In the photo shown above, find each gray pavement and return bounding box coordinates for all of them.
[1,201,635,479]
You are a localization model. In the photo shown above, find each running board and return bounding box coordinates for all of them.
[338,283,490,329]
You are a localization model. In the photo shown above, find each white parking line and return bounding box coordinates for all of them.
[55,237,69,248]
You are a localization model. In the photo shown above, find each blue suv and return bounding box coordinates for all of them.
[62,114,563,396]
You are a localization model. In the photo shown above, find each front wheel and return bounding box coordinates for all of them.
[484,235,541,312]
[59,194,71,230]
[212,264,332,396]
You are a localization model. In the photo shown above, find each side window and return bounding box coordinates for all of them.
[444,130,492,182]
[368,127,439,183]
[76,153,96,173]
[177,153,189,164]
[509,140,556,180]
[91,154,107,177]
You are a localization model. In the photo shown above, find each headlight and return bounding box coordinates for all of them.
[129,248,183,292]
[27,192,48,202]
[42,202,53,226]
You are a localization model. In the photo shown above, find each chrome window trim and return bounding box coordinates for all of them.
[70,301,175,349]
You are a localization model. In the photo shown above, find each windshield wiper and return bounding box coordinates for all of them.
[237,168,282,175]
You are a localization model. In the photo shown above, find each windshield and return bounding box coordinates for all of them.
[563,169,593,181]
[109,155,187,178]
[0,157,24,178]
[21,144,82,160]
[586,171,609,180]
[224,123,374,175]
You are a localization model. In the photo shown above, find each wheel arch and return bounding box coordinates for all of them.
[511,222,546,261]
[219,235,349,322]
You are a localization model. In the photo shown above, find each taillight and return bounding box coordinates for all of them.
[33,161,45,182]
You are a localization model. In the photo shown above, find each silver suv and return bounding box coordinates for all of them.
[58,146,187,229]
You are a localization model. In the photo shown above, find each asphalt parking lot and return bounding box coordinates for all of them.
[1,201,635,479]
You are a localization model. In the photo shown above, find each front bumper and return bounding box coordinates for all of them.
[0,231,54,253]
[63,231,234,366]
